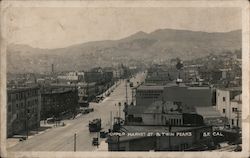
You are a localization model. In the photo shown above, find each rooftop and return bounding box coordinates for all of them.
[7,86,39,93]
[41,88,74,94]
[195,106,222,118]
[137,85,165,91]
[217,87,242,91]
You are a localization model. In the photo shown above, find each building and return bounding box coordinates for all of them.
[135,83,213,110]
[163,83,213,110]
[126,100,204,126]
[195,106,227,127]
[107,125,214,151]
[78,82,97,102]
[49,82,97,105]
[7,86,41,137]
[41,88,78,120]
[216,87,242,128]
[135,85,164,106]
[57,71,84,83]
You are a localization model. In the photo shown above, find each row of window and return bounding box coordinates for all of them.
[222,107,238,113]
[7,99,39,113]
[231,119,240,126]
[8,90,39,101]
[16,108,37,119]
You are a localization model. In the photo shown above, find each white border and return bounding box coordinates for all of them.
[1,1,249,158]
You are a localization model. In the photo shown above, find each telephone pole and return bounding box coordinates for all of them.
[74,133,77,152]
[125,80,128,104]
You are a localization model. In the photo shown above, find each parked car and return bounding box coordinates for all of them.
[81,107,94,114]
[92,137,99,146]
[46,117,55,124]
[100,131,108,138]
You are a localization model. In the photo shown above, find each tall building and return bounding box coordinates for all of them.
[163,83,213,109]
[135,85,164,107]
[135,83,213,110]
[216,87,242,128]
[7,86,41,137]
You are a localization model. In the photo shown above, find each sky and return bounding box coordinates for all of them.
[6,7,241,49]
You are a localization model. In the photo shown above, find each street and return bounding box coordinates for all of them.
[8,72,146,151]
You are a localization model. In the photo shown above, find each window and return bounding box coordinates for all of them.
[16,104,18,108]
[232,119,234,126]
[232,108,238,112]
[223,97,226,102]
[179,119,182,125]
[223,109,226,113]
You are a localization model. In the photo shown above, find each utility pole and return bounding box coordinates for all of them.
[24,92,29,139]
[74,133,77,152]
[110,111,113,130]
[235,109,241,128]
[97,132,99,148]
[125,80,128,104]
[118,102,121,120]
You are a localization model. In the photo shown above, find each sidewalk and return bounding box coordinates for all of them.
[7,122,67,149]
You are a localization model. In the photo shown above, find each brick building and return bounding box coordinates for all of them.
[7,86,41,137]
[41,88,78,120]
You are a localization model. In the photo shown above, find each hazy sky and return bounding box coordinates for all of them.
[6,7,241,49]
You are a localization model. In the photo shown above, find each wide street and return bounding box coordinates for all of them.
[8,72,146,151]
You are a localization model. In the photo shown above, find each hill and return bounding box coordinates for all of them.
[7,29,241,73]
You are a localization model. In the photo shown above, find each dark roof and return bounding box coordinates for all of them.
[137,85,164,91]
[217,87,241,91]
[195,107,222,118]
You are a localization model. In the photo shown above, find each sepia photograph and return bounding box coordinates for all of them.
[0,1,249,158]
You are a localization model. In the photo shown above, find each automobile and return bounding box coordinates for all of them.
[129,82,133,87]
[106,92,110,97]
[87,108,94,112]
[46,117,55,124]
[19,137,27,141]
[92,137,99,146]
[100,131,108,138]
[81,107,94,114]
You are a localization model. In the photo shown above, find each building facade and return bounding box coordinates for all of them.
[216,87,242,128]
[163,84,213,109]
[41,88,78,120]
[7,86,41,137]
[107,125,213,151]
[135,85,164,106]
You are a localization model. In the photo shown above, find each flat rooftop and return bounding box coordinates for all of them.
[7,86,39,93]
[137,85,165,91]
